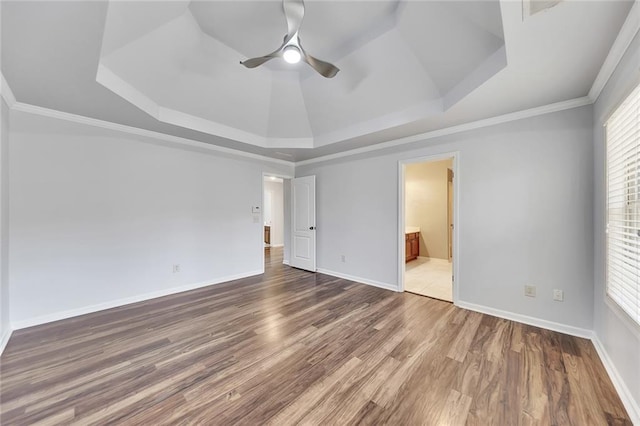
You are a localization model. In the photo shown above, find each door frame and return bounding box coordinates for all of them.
[262,172,294,270]
[397,152,460,304]
[447,168,454,262]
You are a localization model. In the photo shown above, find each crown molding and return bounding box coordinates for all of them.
[0,73,16,108]
[589,0,640,102]
[9,95,593,168]
[295,96,593,167]
[10,102,294,167]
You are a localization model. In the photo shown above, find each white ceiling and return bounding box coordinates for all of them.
[1,1,634,161]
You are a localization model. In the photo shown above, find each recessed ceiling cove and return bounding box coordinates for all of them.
[97,0,506,149]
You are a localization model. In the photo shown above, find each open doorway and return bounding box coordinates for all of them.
[262,174,291,269]
[399,154,457,302]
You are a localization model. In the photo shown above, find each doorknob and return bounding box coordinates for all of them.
[309,226,316,230]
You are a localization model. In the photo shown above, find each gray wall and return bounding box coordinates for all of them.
[8,110,293,327]
[593,30,640,417]
[297,105,594,330]
[0,98,10,347]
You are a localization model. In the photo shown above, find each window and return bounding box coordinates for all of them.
[606,81,640,326]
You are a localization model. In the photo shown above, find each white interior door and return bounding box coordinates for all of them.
[291,175,316,272]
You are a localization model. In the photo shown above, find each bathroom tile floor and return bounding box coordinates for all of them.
[405,257,453,302]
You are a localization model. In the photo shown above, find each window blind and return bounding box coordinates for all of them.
[606,82,640,326]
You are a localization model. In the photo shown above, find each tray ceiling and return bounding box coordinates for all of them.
[1,1,634,161]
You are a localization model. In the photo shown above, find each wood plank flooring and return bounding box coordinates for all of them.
[0,248,631,425]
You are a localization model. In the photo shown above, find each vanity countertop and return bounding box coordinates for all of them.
[405,226,420,234]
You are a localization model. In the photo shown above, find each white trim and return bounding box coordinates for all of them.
[0,328,13,356]
[263,172,295,180]
[588,1,640,102]
[0,73,16,108]
[398,152,460,305]
[265,137,314,149]
[283,259,290,265]
[316,268,399,293]
[10,103,294,167]
[456,300,593,339]
[296,97,592,166]
[159,107,273,148]
[10,270,263,330]
[270,244,284,248]
[312,99,442,149]
[398,162,405,293]
[591,334,640,425]
[96,64,159,119]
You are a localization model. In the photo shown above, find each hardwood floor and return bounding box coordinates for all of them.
[0,248,631,425]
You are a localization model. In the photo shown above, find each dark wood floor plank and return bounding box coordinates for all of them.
[521,329,551,424]
[447,310,483,362]
[345,400,387,425]
[0,248,631,425]
[436,388,473,425]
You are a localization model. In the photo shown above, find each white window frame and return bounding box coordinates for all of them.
[605,81,640,327]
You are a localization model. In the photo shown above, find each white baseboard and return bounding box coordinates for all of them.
[455,301,593,339]
[591,334,640,425]
[316,268,399,292]
[0,328,13,356]
[283,259,290,265]
[11,270,263,330]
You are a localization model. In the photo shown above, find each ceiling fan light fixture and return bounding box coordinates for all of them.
[240,0,339,78]
[283,45,301,64]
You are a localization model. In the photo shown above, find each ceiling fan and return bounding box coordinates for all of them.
[240,0,340,78]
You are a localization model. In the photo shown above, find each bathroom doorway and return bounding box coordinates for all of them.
[398,154,458,302]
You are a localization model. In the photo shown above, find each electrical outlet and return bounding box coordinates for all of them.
[525,285,536,297]
[173,264,181,274]
[553,289,564,301]
[341,255,346,263]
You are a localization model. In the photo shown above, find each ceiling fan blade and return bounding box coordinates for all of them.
[283,0,304,38]
[240,53,279,69]
[302,50,340,78]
